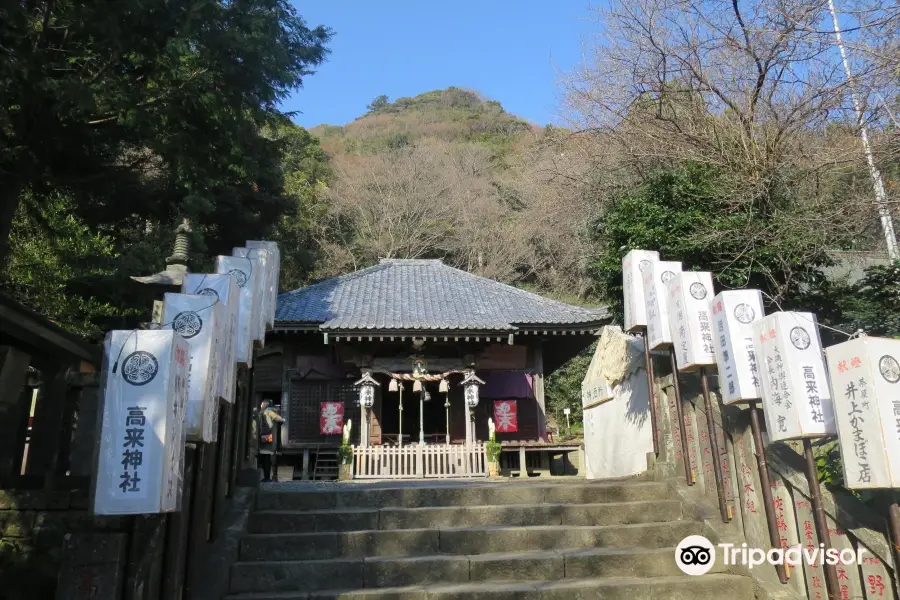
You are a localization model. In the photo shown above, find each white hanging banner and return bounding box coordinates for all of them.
[92,330,188,515]
[825,337,900,489]
[666,271,715,372]
[162,293,225,442]
[752,312,837,442]
[181,273,239,403]
[246,240,280,331]
[711,290,765,404]
[643,260,682,350]
[622,250,659,333]
[215,255,255,367]
[232,247,267,346]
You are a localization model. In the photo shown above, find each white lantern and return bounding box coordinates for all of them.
[666,271,716,371]
[360,384,375,409]
[711,290,766,404]
[93,330,188,515]
[246,240,280,330]
[214,255,256,367]
[825,336,900,489]
[622,249,659,333]
[232,247,268,346]
[752,312,837,442]
[643,260,683,350]
[465,384,479,408]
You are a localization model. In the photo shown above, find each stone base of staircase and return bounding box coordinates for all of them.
[223,479,763,600]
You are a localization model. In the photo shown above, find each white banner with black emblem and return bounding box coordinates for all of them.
[92,330,188,515]
[666,271,715,372]
[181,273,239,403]
[643,260,682,350]
[711,290,765,404]
[752,312,837,442]
[246,240,280,331]
[825,337,900,489]
[232,247,267,346]
[162,293,225,442]
[622,249,659,333]
[215,255,255,367]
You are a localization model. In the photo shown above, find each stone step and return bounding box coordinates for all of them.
[229,546,730,594]
[225,573,753,599]
[248,500,683,533]
[239,521,700,561]
[255,481,671,511]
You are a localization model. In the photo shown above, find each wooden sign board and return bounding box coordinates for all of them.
[711,290,765,404]
[643,260,683,350]
[825,336,900,489]
[666,271,715,372]
[752,312,836,442]
[622,250,659,333]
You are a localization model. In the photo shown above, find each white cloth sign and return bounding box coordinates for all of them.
[622,250,659,333]
[666,271,715,372]
[232,247,268,346]
[711,290,765,404]
[246,240,280,330]
[215,255,256,367]
[181,273,239,403]
[643,260,682,350]
[752,312,836,442]
[93,330,188,515]
[826,337,900,489]
[162,293,225,442]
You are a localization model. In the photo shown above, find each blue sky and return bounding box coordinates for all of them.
[283,1,601,128]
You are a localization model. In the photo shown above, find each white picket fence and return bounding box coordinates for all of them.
[351,443,488,479]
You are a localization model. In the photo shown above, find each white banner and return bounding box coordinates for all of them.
[711,290,765,404]
[752,312,836,441]
[181,273,239,403]
[162,293,224,442]
[93,330,188,515]
[666,271,715,372]
[826,337,900,489]
[643,260,682,350]
[622,250,659,333]
[215,255,256,367]
[232,247,268,345]
[246,240,280,330]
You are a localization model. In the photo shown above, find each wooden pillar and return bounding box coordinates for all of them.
[26,359,76,486]
[519,445,528,477]
[360,405,369,448]
[464,406,472,447]
[533,343,547,441]
[301,448,310,481]
[0,347,31,482]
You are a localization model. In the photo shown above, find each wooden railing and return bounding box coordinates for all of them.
[352,443,487,479]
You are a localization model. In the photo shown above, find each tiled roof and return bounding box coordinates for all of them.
[275,259,610,332]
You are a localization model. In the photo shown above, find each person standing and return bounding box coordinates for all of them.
[257,399,284,482]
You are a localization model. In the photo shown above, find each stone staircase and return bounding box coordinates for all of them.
[224,479,756,599]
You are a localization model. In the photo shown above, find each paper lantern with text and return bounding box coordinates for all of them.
[162,293,225,442]
[666,271,715,372]
[622,250,659,333]
[825,336,900,489]
[643,260,683,350]
[711,290,766,404]
[752,312,836,442]
[92,330,188,515]
[215,255,256,367]
[181,273,239,403]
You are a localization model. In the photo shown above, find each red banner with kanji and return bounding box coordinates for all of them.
[493,400,518,433]
[320,401,344,435]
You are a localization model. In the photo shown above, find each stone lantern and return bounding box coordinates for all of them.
[130,219,193,326]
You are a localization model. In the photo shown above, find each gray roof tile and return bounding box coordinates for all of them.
[275,259,610,331]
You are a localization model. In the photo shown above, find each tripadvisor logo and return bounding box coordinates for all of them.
[675,535,866,576]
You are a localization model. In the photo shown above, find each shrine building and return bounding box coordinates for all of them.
[254,259,610,479]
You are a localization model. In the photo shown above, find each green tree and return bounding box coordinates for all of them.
[0,0,332,261]
[545,342,594,432]
[367,95,390,113]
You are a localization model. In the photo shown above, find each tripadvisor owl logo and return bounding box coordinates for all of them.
[676,535,716,576]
